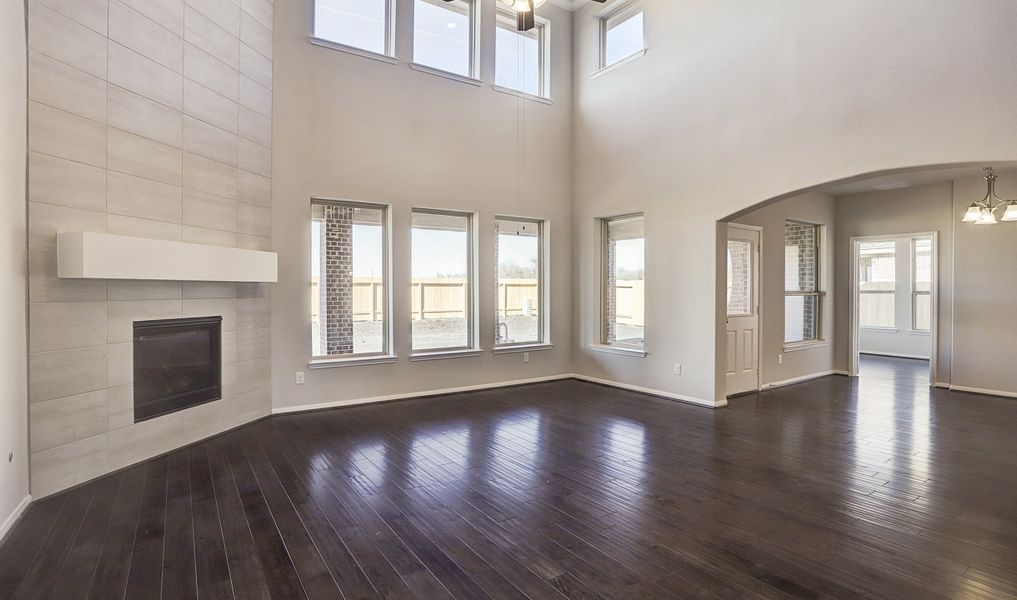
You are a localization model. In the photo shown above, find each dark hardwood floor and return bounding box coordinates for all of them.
[4,360,1017,599]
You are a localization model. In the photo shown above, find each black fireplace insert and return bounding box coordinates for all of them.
[133,316,222,423]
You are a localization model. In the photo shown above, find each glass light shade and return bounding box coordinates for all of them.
[498,0,549,11]
[962,203,982,222]
[975,207,998,225]
[1002,202,1017,222]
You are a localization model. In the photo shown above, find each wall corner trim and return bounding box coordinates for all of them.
[0,495,32,544]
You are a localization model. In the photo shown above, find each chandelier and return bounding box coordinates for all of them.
[962,167,1017,224]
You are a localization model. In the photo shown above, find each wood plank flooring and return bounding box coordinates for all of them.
[3,359,1017,599]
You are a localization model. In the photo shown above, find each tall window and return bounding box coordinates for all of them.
[601,0,644,68]
[413,0,476,77]
[858,240,896,328]
[602,214,645,347]
[912,238,932,331]
[314,0,393,56]
[411,210,475,352]
[496,218,545,346]
[784,220,821,344]
[311,200,389,359]
[495,11,548,97]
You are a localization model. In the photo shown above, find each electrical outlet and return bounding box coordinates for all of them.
[295,371,305,385]
[523,352,530,363]
[673,363,682,376]
[778,354,783,365]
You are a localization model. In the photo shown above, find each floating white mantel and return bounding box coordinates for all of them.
[58,232,278,283]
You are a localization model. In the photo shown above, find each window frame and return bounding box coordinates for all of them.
[311,0,397,60]
[911,237,932,332]
[411,0,480,80]
[494,216,549,349]
[494,8,551,100]
[309,198,395,368]
[598,0,645,70]
[599,212,646,351]
[410,208,479,356]
[783,220,823,347]
[857,240,897,330]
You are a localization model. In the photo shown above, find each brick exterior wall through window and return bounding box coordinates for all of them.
[323,205,355,355]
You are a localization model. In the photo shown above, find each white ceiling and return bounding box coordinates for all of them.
[549,0,589,11]
[821,163,1017,196]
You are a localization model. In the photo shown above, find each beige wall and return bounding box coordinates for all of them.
[25,0,274,497]
[833,182,954,378]
[952,170,1017,396]
[731,192,837,387]
[1,0,29,535]
[572,0,1017,405]
[270,0,574,410]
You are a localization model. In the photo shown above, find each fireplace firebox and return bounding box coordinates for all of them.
[133,316,222,423]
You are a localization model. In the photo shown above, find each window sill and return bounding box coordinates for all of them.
[308,37,398,64]
[308,354,398,369]
[860,326,899,333]
[492,85,552,105]
[588,344,647,358]
[493,343,553,355]
[783,340,830,353]
[410,63,484,87]
[409,349,484,362]
[590,48,646,79]
[906,330,931,336]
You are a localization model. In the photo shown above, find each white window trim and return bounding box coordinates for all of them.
[410,207,480,355]
[310,198,394,363]
[782,340,830,353]
[599,212,646,350]
[309,354,399,369]
[412,0,480,80]
[590,48,646,79]
[493,343,553,355]
[495,216,550,349]
[597,0,645,72]
[409,348,485,362]
[495,9,552,100]
[589,343,647,358]
[311,0,397,59]
[410,62,484,86]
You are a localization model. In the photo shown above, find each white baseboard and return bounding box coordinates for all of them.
[272,374,575,414]
[0,494,32,543]
[761,370,850,391]
[570,374,721,408]
[860,351,930,360]
[934,382,951,389]
[273,372,723,414]
[948,384,1017,399]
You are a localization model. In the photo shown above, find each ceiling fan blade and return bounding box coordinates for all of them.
[517,0,535,31]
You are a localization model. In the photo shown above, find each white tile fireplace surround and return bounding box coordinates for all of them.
[26,0,275,497]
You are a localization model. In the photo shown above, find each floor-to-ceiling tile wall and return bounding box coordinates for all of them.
[26,0,274,497]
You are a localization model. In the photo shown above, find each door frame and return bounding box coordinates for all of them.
[726,223,763,395]
[849,231,939,386]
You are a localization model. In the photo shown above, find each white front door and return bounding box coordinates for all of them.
[726,225,760,396]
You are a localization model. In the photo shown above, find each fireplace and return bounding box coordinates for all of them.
[133,316,222,423]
